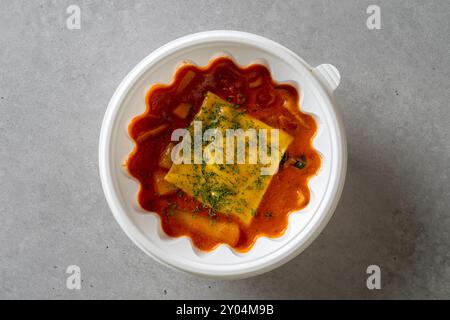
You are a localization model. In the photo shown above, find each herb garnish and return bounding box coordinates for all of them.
[294,155,307,169]
[264,211,273,219]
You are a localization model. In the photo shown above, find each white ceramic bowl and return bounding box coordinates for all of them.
[99,30,347,279]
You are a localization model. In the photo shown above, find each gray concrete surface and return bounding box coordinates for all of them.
[1,0,449,299]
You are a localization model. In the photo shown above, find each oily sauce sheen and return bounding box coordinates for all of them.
[126,57,320,252]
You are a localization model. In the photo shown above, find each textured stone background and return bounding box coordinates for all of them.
[1,0,449,299]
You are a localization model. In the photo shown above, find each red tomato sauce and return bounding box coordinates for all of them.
[126,57,320,252]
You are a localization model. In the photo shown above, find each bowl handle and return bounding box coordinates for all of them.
[313,64,341,92]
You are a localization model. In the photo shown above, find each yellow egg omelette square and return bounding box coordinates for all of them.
[165,92,293,225]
